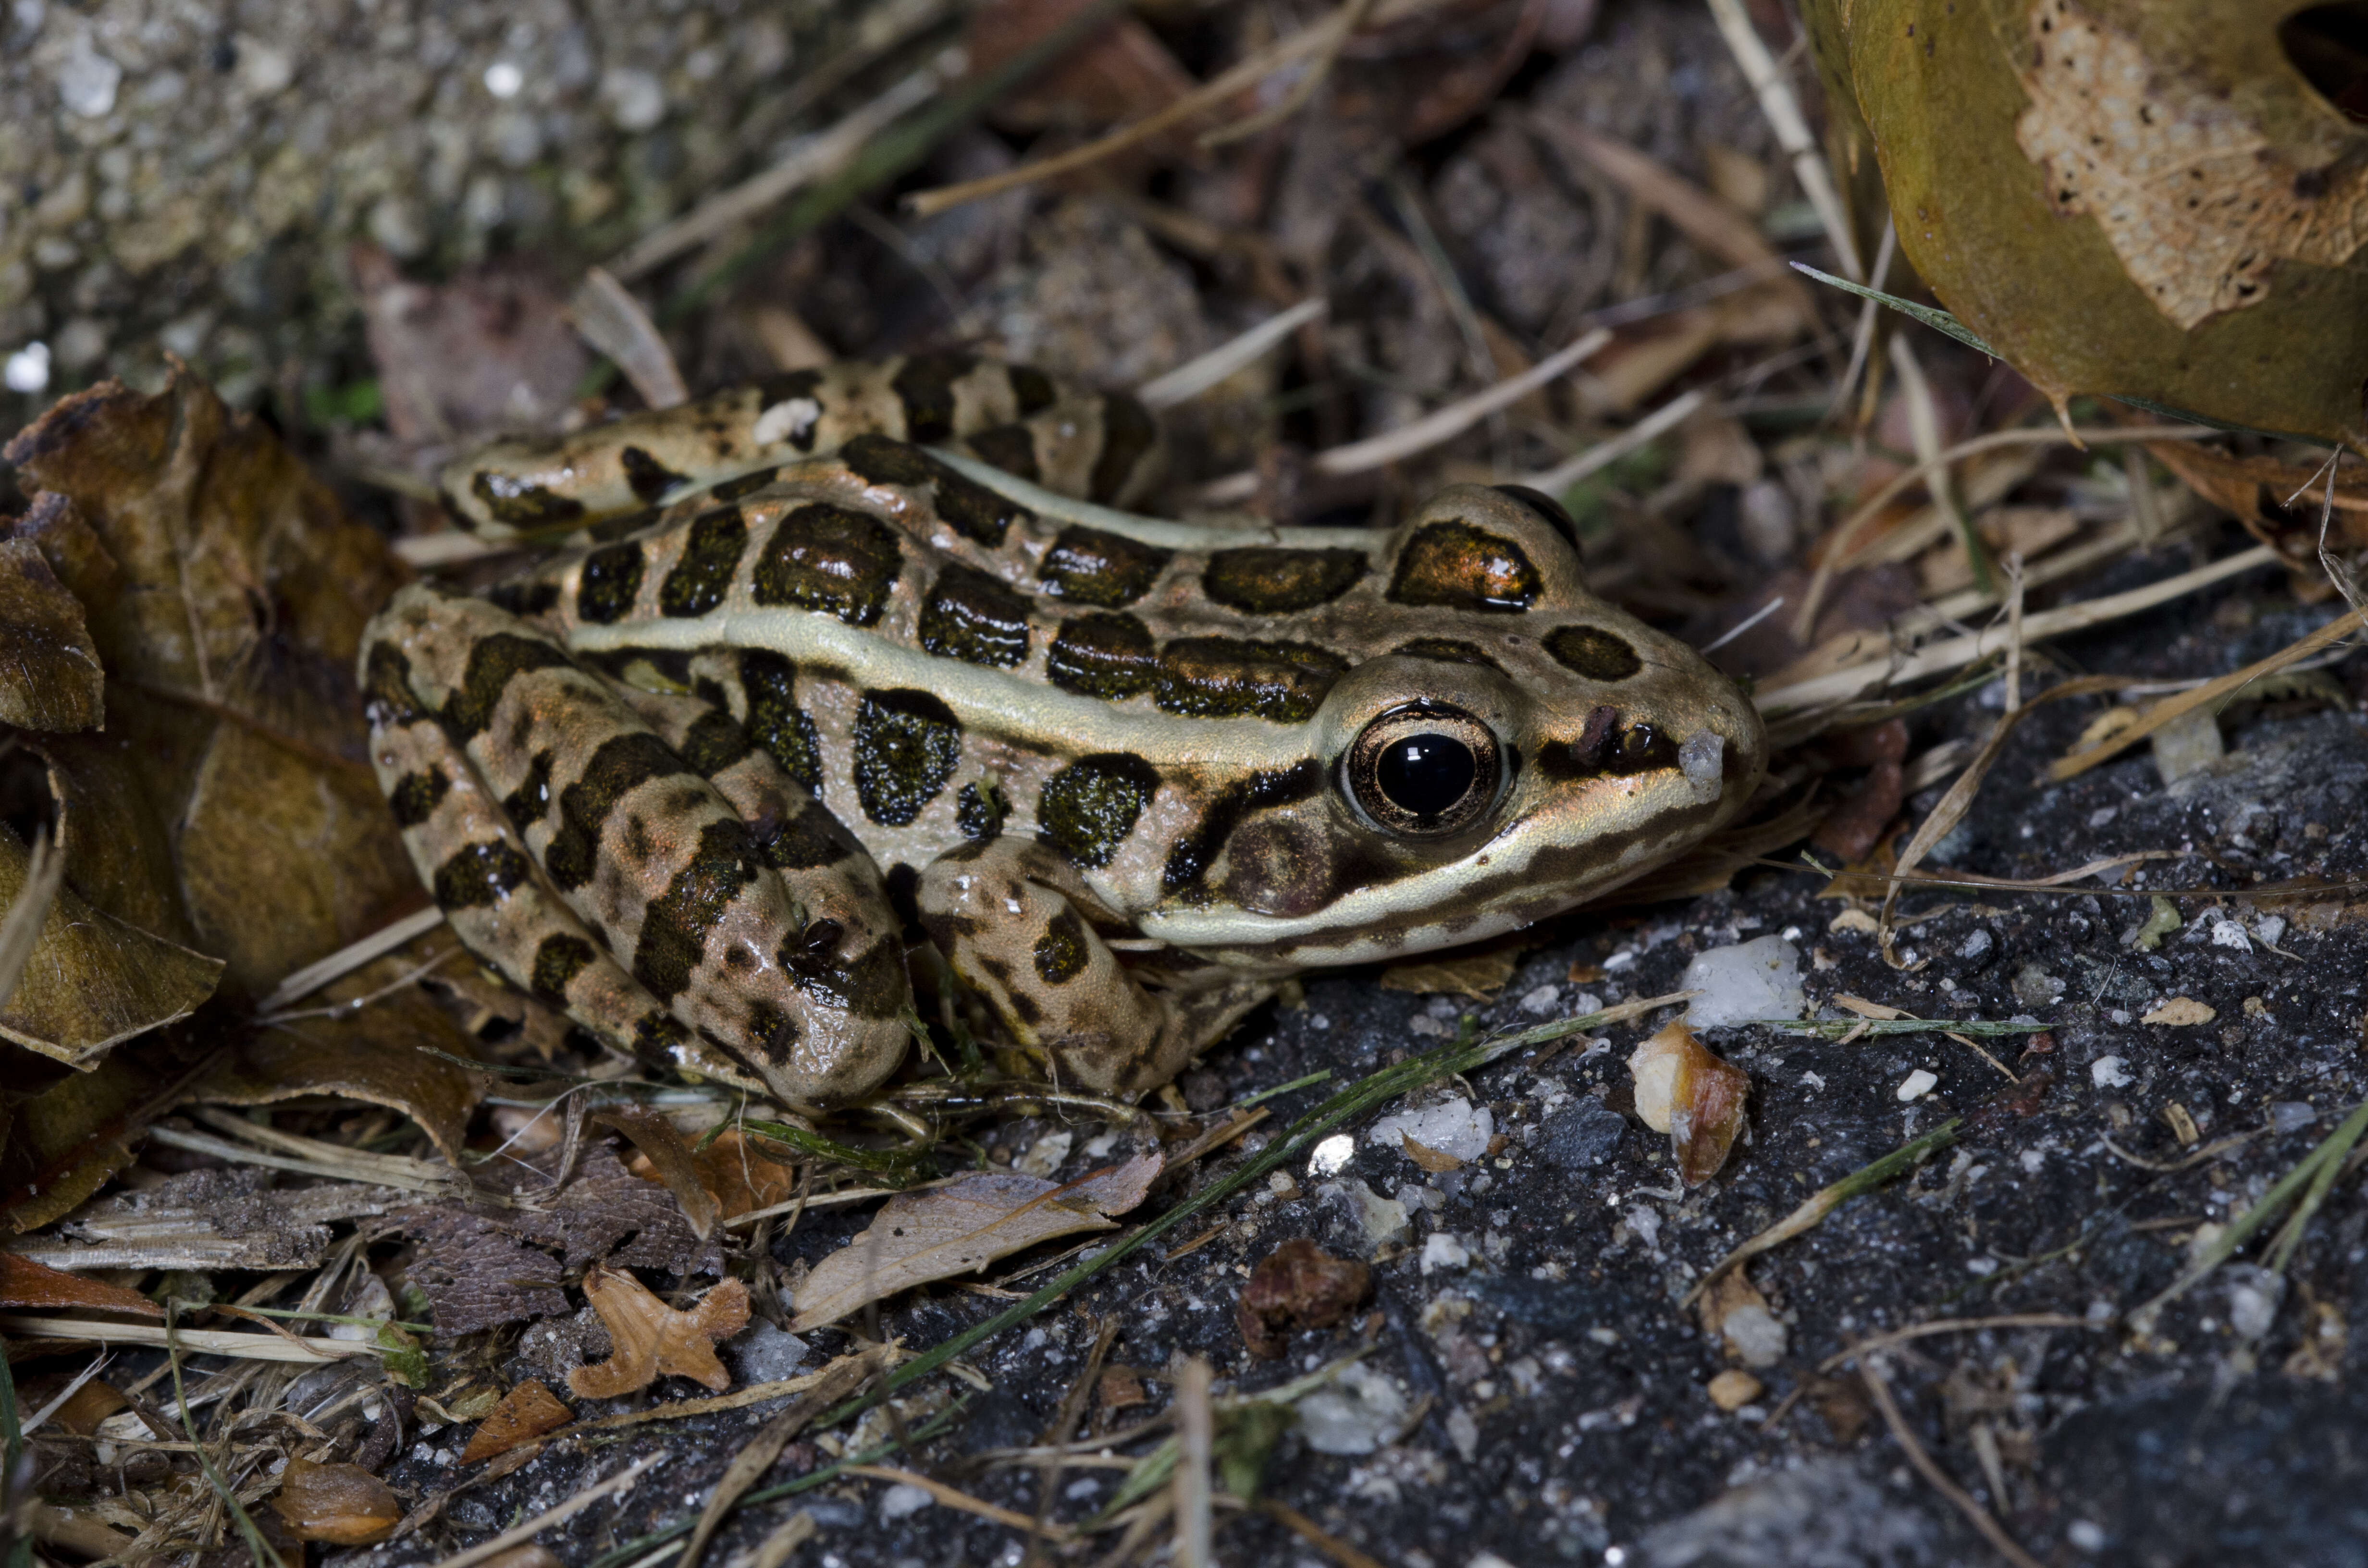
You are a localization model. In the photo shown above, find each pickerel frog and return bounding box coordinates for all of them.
[361,356,1766,1108]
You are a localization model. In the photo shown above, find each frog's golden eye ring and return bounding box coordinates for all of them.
[1344,703,1502,838]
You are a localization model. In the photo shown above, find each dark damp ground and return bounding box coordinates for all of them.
[341,552,2368,1568]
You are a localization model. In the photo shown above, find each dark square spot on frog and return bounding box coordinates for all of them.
[1544,624,1643,681]
[962,423,1039,484]
[1203,547,1367,614]
[1387,521,1540,612]
[433,839,530,909]
[853,689,964,827]
[531,933,596,1002]
[892,352,980,442]
[659,505,750,618]
[838,435,1032,547]
[1049,612,1159,699]
[1038,526,1170,607]
[620,445,690,503]
[577,542,648,625]
[622,813,660,865]
[446,632,572,738]
[1038,753,1161,869]
[750,502,902,626]
[1156,637,1349,723]
[920,565,1035,668]
[1034,910,1090,984]
[388,767,449,828]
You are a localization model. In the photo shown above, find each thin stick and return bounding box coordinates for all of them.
[905,0,1444,220]
[1520,387,1705,496]
[1857,1359,2046,1568]
[1758,545,2280,713]
[1191,329,1612,503]
[1173,1357,1214,1568]
[609,60,947,280]
[0,1317,376,1364]
[569,268,688,409]
[2047,606,2368,780]
[1829,220,1897,420]
[841,1465,1073,1539]
[1200,0,1377,148]
[255,906,445,1015]
[1815,1315,2105,1376]
[1137,299,1327,410]
[1701,0,1862,280]
[1258,1502,1389,1568]
[422,1454,667,1568]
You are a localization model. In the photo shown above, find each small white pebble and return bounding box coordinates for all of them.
[483,60,524,98]
[1896,1069,1938,1102]
[1420,1232,1472,1274]
[2067,1519,2108,1552]
[879,1482,934,1520]
[1520,983,1561,1016]
[2091,1056,2132,1089]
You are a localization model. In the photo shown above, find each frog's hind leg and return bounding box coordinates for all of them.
[360,630,753,1090]
[915,838,1272,1098]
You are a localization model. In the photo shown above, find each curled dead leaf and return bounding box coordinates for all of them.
[0,537,103,733]
[624,1127,796,1224]
[1399,1133,1463,1174]
[789,1149,1160,1333]
[1628,1017,1750,1187]
[195,992,481,1167]
[568,1265,751,1399]
[596,1106,719,1238]
[0,1252,162,1317]
[460,1378,572,1464]
[271,1458,401,1545]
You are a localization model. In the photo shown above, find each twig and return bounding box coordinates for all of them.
[1701,0,1862,279]
[0,1317,376,1364]
[1856,1359,2046,1568]
[905,0,1443,218]
[1758,547,2280,713]
[1200,0,1378,147]
[1191,330,1611,504]
[1891,335,1989,598]
[1137,299,1327,410]
[1816,1314,2102,1375]
[255,906,446,1015]
[1258,1502,1389,1568]
[842,1466,1074,1539]
[2047,607,2368,781]
[422,1455,667,1568]
[1173,1357,1214,1568]
[569,268,688,409]
[609,59,948,281]
[1519,387,1705,496]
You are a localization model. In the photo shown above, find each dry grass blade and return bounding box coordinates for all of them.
[609,61,945,280]
[1530,116,1797,284]
[421,1455,667,1568]
[1173,1356,1214,1568]
[1701,0,1861,278]
[742,1512,816,1568]
[1194,329,1611,503]
[1684,1120,1960,1308]
[676,1351,876,1568]
[1199,0,1377,148]
[255,906,446,1016]
[2048,607,2367,781]
[1520,388,1705,495]
[0,1315,376,1363]
[569,269,688,410]
[841,1465,1073,1539]
[1258,1501,1388,1568]
[145,1121,459,1199]
[906,0,1445,217]
[1816,1315,2102,1374]
[1857,1358,2046,1568]
[1758,549,2279,714]
[1137,299,1327,410]
[0,825,64,1012]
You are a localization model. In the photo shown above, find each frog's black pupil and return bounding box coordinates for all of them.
[1377,733,1476,817]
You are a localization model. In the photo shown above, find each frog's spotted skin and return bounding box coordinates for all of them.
[366,362,1768,1104]
[439,355,1162,538]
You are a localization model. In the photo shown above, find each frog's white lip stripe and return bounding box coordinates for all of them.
[568,609,1330,772]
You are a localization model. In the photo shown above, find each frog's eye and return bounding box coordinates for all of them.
[1345,704,1502,837]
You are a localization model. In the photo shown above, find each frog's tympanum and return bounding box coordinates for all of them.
[362,357,1765,1108]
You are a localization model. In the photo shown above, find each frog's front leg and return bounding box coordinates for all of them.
[916,838,1277,1097]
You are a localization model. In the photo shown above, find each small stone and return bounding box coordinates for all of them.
[2090,1056,2132,1089]
[2067,1519,2108,1553]
[1719,1305,1788,1369]
[2208,918,2251,952]
[878,1482,933,1520]
[51,316,105,369]
[1956,927,1995,966]
[2269,1101,2317,1134]
[1445,1406,1480,1460]
[729,1320,809,1385]
[1420,1233,1472,1274]
[1294,1363,1408,1456]
[1896,1069,1938,1102]
[1319,1179,1408,1254]
[1518,983,1561,1016]
[57,32,122,117]
[601,66,666,131]
[1681,936,1804,1029]
[2012,962,2066,1009]
[1535,1098,1627,1171]
[1706,1369,1763,1411]
[1369,1097,1494,1164]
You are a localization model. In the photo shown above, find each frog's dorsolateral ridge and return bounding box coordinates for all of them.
[362,356,1766,1108]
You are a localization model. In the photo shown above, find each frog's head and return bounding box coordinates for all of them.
[1146,484,1767,967]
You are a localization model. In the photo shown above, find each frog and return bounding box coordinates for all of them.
[360,354,1767,1111]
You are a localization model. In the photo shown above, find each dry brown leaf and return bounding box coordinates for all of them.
[1378,940,1522,999]
[1628,1017,1750,1187]
[1399,1133,1463,1174]
[1831,995,1908,1022]
[1098,1366,1150,1416]
[971,0,1195,137]
[0,537,103,733]
[2142,997,2217,1028]
[0,1252,162,1317]
[0,1043,172,1234]
[460,1379,573,1464]
[597,1107,720,1238]
[271,1459,401,1545]
[789,1150,1161,1333]
[568,1266,752,1399]
[1235,1238,1371,1361]
[195,987,481,1166]
[625,1128,796,1224]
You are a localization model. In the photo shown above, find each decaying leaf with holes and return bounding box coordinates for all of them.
[568,1265,752,1398]
[1629,1017,1751,1186]
[461,1379,573,1463]
[789,1150,1161,1332]
[1805,0,2368,448]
